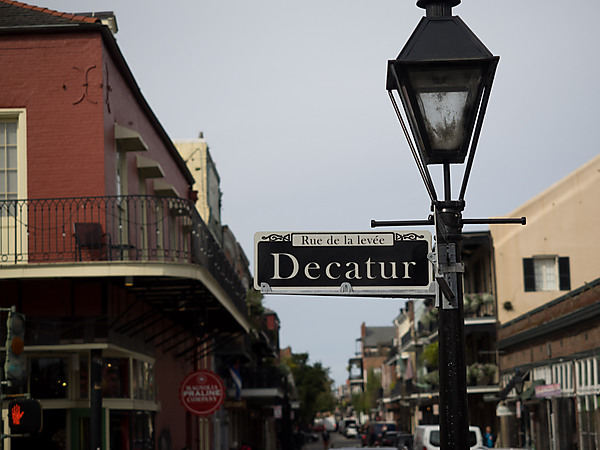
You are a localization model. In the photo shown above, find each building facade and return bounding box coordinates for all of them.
[174,136,223,243]
[491,155,600,449]
[0,3,259,449]
[380,231,500,435]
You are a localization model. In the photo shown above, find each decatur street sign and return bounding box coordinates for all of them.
[254,231,435,297]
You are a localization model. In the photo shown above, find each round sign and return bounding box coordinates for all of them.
[179,370,226,416]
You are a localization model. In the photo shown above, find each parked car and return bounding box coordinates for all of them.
[413,424,483,450]
[336,448,396,450]
[395,432,413,450]
[324,416,337,431]
[362,422,397,447]
[346,423,359,439]
[301,429,319,442]
[312,419,325,432]
[340,417,358,436]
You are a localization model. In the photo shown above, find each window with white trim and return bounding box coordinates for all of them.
[0,110,27,217]
[0,120,18,202]
[523,256,570,292]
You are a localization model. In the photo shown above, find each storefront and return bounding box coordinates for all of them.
[498,355,600,450]
[6,345,159,450]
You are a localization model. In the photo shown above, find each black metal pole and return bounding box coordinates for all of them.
[90,349,103,450]
[435,201,469,450]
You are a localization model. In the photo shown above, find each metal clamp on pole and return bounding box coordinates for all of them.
[436,242,464,309]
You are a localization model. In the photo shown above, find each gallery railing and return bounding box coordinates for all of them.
[0,195,246,312]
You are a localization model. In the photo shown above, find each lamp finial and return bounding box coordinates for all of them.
[416,0,460,17]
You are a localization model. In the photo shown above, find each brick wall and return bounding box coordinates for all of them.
[0,31,191,200]
[498,285,600,341]
[0,33,106,198]
[499,285,600,372]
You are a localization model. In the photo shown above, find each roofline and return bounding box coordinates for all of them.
[0,0,99,24]
[500,277,600,329]
[496,279,600,350]
[506,153,600,218]
[0,21,196,188]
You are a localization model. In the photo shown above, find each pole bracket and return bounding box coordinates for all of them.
[436,243,460,309]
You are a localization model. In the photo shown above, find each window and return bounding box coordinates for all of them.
[0,110,26,201]
[30,357,68,398]
[132,359,155,401]
[103,357,130,398]
[523,256,570,292]
[0,120,18,202]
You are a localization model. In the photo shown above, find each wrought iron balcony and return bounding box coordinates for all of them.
[240,367,287,390]
[0,195,247,313]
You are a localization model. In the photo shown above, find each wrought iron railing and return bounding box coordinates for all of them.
[240,367,287,390]
[0,195,247,313]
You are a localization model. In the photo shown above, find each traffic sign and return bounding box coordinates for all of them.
[254,231,434,297]
[179,370,226,416]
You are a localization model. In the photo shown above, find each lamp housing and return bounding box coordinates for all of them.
[387,14,498,165]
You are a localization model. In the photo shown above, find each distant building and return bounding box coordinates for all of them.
[380,231,500,434]
[348,323,395,408]
[174,136,223,242]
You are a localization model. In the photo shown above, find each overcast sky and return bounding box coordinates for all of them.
[41,0,600,387]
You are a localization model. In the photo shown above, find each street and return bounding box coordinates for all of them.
[302,431,363,449]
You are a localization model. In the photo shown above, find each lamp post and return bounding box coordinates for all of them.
[381,1,505,448]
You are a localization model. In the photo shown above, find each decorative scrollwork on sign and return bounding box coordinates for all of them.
[261,233,291,242]
[395,232,425,241]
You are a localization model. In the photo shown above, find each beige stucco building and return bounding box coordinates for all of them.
[490,154,600,449]
[174,135,223,241]
[490,153,600,324]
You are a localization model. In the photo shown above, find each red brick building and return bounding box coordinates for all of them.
[0,2,253,449]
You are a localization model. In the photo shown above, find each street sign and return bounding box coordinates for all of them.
[254,231,434,297]
[179,370,226,416]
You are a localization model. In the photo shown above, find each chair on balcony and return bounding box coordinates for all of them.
[74,222,136,261]
[73,223,111,261]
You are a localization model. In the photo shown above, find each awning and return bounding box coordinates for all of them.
[137,154,164,179]
[115,123,148,152]
[153,179,180,197]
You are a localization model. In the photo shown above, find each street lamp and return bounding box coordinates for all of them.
[383,1,502,449]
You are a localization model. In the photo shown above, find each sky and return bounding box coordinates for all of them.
[39,0,600,387]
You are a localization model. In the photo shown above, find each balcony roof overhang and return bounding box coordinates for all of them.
[0,261,251,334]
[240,387,285,400]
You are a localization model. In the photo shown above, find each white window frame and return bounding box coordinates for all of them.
[0,109,27,201]
[533,256,559,291]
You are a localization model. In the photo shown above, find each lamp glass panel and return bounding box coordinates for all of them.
[408,67,483,154]
[418,90,469,151]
